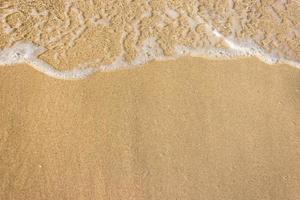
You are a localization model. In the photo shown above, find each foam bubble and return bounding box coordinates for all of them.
[165,7,179,19]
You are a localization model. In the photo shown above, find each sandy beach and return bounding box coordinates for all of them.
[1,57,299,199]
[1,0,300,199]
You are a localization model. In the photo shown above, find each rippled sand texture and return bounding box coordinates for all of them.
[0,0,300,78]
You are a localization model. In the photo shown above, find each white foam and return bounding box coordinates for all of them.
[165,7,179,19]
[174,45,246,59]
[0,42,44,65]
[212,29,279,63]
[90,16,111,26]
[211,29,300,69]
[0,42,96,79]
[1,1,300,80]
[132,37,165,65]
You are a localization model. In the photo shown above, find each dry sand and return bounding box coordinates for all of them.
[0,57,300,200]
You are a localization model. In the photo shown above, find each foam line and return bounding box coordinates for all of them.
[1,36,299,80]
[0,42,96,80]
[211,29,300,70]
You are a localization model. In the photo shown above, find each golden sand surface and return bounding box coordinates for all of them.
[0,57,300,200]
[1,1,300,199]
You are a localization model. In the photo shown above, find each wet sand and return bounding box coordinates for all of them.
[0,57,300,200]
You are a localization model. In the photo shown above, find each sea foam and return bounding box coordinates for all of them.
[0,0,299,79]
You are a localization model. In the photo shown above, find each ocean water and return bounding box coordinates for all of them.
[0,0,299,79]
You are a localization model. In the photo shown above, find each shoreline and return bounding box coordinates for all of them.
[1,54,300,80]
[1,57,299,199]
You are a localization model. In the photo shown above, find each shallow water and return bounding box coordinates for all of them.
[0,0,299,79]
